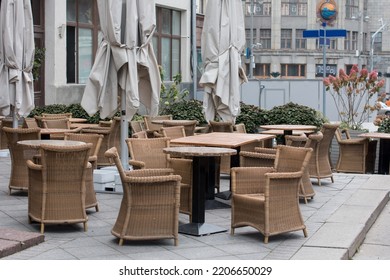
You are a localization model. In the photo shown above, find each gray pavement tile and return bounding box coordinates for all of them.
[292,247,348,260]
[172,246,230,259]
[353,244,390,260]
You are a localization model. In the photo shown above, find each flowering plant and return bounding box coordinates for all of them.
[323,65,385,130]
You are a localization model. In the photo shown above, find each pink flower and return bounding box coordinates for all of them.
[360,68,368,78]
[323,78,331,86]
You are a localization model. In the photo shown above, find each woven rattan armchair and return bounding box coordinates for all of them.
[2,127,41,194]
[143,115,172,137]
[161,126,186,139]
[231,145,312,243]
[126,137,193,220]
[81,117,121,167]
[23,118,40,128]
[1,118,13,149]
[105,147,181,246]
[64,133,103,211]
[309,123,338,185]
[335,128,377,173]
[162,120,198,136]
[27,143,92,233]
[130,120,145,134]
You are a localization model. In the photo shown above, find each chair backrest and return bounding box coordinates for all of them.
[130,120,145,134]
[234,123,247,133]
[335,128,351,142]
[64,133,103,159]
[42,113,72,118]
[162,120,197,136]
[23,118,40,128]
[2,127,41,147]
[132,131,148,138]
[209,120,234,132]
[274,145,313,173]
[319,123,339,151]
[143,115,172,132]
[126,137,170,168]
[41,117,70,129]
[161,126,186,139]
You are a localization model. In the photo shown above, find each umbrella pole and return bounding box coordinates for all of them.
[10,84,18,128]
[120,89,129,170]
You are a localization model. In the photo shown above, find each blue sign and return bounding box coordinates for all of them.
[303,29,346,38]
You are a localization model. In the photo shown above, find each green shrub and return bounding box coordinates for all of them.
[236,102,268,133]
[161,99,207,124]
[266,102,326,129]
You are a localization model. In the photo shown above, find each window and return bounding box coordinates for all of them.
[281,64,306,78]
[246,29,256,49]
[351,31,358,50]
[66,0,99,84]
[281,1,307,16]
[196,0,204,14]
[372,32,382,52]
[344,31,351,50]
[281,29,292,49]
[243,1,271,16]
[254,64,271,78]
[154,7,181,81]
[260,29,271,49]
[295,29,306,49]
[346,0,359,19]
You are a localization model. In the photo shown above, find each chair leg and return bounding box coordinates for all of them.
[317,178,321,186]
[40,223,45,234]
[303,228,308,237]
[83,222,88,232]
[95,204,99,212]
[119,238,124,246]
[230,228,235,235]
[264,236,269,244]
[330,176,334,183]
[174,238,178,246]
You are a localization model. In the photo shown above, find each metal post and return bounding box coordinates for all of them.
[370,19,387,72]
[249,0,254,78]
[358,12,364,69]
[191,0,197,99]
[322,23,327,116]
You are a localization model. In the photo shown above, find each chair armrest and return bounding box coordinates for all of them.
[129,160,146,169]
[124,168,174,178]
[265,170,303,179]
[253,147,277,154]
[82,128,110,134]
[26,159,42,171]
[338,138,368,145]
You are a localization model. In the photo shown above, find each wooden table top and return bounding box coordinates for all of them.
[151,119,198,125]
[170,132,275,148]
[260,124,317,131]
[69,118,87,123]
[359,132,390,139]
[163,146,237,157]
[40,128,81,134]
[17,140,87,148]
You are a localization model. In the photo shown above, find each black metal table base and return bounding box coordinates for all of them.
[179,223,227,236]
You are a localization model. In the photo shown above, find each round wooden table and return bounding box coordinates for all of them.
[17,139,87,148]
[260,124,317,145]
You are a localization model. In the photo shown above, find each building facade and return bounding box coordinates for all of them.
[243,0,390,79]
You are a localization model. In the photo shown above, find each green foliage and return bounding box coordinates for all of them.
[33,48,45,80]
[266,102,325,129]
[162,99,207,124]
[378,116,390,133]
[236,102,268,133]
[159,68,189,114]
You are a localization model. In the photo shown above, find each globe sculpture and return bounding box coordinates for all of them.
[320,2,337,22]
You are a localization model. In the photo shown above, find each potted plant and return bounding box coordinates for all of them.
[323,65,385,130]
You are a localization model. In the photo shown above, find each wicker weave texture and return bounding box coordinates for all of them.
[2,127,41,194]
[126,137,193,219]
[105,147,181,246]
[231,145,312,243]
[27,143,92,233]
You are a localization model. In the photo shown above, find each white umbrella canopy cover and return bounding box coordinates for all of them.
[81,0,160,120]
[0,0,35,118]
[199,0,247,123]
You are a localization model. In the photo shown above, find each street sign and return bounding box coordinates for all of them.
[303,29,346,38]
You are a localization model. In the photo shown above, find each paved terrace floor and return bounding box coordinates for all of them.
[0,152,389,260]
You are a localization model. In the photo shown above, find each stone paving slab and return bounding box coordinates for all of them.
[0,229,44,258]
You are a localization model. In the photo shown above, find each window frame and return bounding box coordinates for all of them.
[281,64,306,78]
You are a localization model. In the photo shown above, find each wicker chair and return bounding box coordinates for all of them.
[143,115,172,137]
[23,118,40,128]
[1,118,13,149]
[309,123,339,185]
[64,133,103,211]
[126,137,192,220]
[130,120,145,134]
[132,131,148,138]
[335,128,377,174]
[231,145,312,243]
[2,127,41,194]
[105,147,181,246]
[161,126,186,139]
[209,120,234,132]
[42,112,72,118]
[81,117,121,167]
[285,133,323,202]
[162,120,198,136]
[233,123,247,133]
[27,143,92,233]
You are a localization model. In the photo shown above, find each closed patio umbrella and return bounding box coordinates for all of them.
[0,0,35,127]
[199,0,247,123]
[81,0,160,166]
